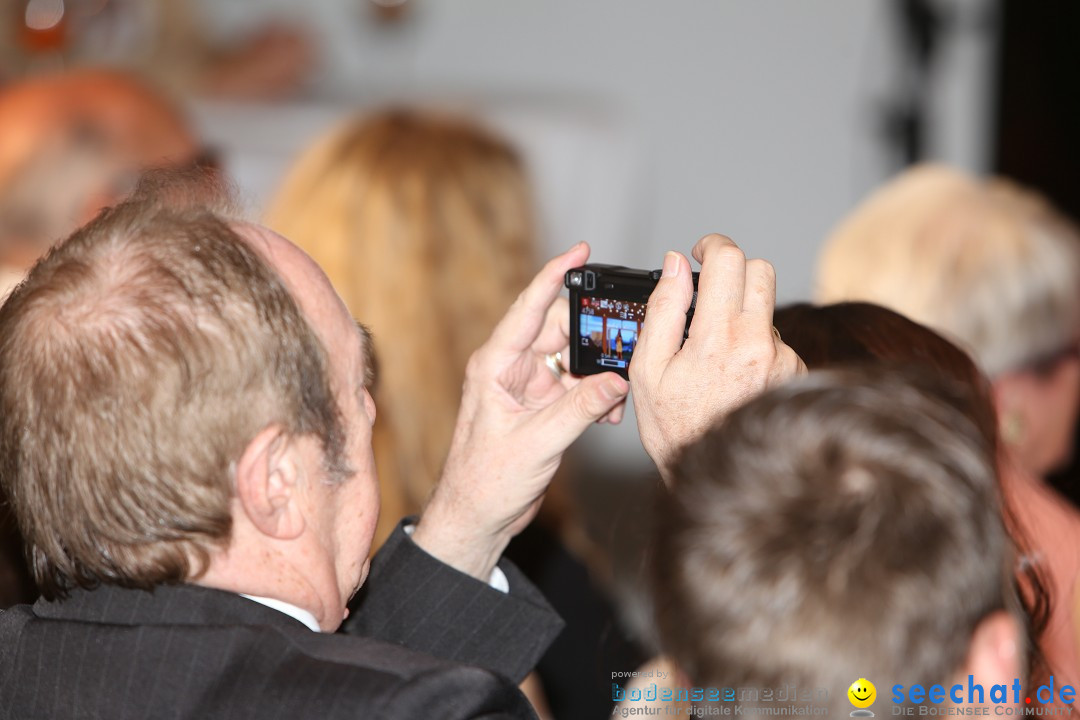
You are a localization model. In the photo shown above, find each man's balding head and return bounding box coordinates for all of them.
[0,170,351,600]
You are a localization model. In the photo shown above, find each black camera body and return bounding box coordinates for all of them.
[564,264,698,378]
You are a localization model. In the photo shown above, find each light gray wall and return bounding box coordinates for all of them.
[203,0,911,301]
[201,0,996,291]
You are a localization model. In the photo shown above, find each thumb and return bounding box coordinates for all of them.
[534,373,629,454]
[631,252,694,386]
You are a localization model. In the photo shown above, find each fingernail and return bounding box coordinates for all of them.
[662,252,680,278]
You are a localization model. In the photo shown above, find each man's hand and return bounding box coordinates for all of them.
[631,234,805,480]
[412,242,628,581]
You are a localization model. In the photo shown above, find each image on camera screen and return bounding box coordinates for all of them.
[578,296,646,372]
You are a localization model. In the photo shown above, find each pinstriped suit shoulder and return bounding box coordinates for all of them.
[0,524,562,720]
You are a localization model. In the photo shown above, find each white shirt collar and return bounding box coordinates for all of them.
[240,594,322,632]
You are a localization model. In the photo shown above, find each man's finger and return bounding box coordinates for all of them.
[631,251,693,385]
[742,258,777,321]
[689,235,747,339]
[490,243,590,353]
[776,343,807,382]
[532,372,628,453]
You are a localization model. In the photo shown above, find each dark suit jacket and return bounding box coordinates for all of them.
[0,523,563,719]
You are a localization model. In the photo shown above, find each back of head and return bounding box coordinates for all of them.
[0,170,345,600]
[0,69,198,272]
[653,369,1011,714]
[773,302,1058,682]
[267,109,535,539]
[816,164,1080,377]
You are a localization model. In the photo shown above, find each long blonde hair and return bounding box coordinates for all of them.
[267,110,535,546]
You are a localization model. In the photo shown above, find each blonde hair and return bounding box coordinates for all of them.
[266,110,535,546]
[816,164,1080,377]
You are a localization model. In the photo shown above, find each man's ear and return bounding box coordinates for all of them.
[234,425,306,540]
[960,610,1022,691]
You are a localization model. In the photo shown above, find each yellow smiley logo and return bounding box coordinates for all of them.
[848,678,876,709]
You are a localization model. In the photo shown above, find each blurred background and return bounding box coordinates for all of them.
[2,0,1015,467]
[3,0,1010,290]
[3,0,1080,695]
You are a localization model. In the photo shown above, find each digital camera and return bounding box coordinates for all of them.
[564,264,698,378]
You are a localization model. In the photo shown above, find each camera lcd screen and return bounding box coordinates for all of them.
[577,296,646,372]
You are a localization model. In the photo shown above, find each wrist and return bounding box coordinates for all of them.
[411,497,511,582]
